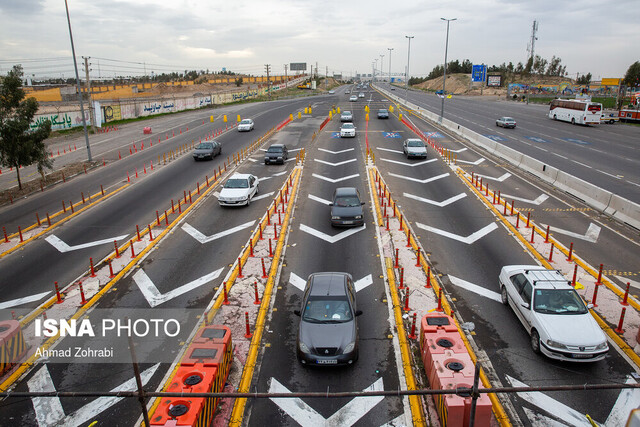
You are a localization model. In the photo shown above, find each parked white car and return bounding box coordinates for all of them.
[238,119,254,132]
[340,123,356,138]
[218,173,259,206]
[499,265,608,362]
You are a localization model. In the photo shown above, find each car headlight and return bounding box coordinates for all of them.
[595,342,608,350]
[546,339,569,350]
[343,342,355,354]
[299,342,310,354]
[332,216,341,220]
[355,215,362,219]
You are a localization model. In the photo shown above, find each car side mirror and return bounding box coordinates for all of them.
[294,310,301,316]
[587,303,594,309]
[521,303,530,310]
[355,310,363,316]
[361,202,365,206]
[329,203,334,207]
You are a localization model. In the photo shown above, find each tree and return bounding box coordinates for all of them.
[623,61,640,87]
[235,77,243,87]
[577,73,592,84]
[0,65,52,189]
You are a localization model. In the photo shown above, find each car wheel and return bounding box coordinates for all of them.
[500,286,508,305]
[496,122,500,127]
[571,118,575,125]
[530,329,541,354]
[553,114,557,120]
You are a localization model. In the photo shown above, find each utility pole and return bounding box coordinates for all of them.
[527,20,539,63]
[284,64,288,89]
[380,54,384,81]
[440,18,456,123]
[405,35,414,104]
[325,66,328,90]
[388,48,394,84]
[82,56,96,132]
[264,64,271,99]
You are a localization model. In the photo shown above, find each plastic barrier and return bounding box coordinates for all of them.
[144,127,152,134]
[193,325,232,348]
[0,320,27,376]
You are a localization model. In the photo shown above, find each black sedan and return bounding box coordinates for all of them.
[193,141,222,160]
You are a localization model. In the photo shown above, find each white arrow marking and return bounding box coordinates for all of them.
[318,148,355,154]
[475,172,511,182]
[254,192,275,201]
[505,375,595,427]
[449,147,467,153]
[289,273,373,292]
[314,159,357,167]
[182,221,256,243]
[403,192,467,207]
[615,276,640,291]
[377,147,403,154]
[0,291,51,309]
[29,363,159,427]
[269,377,384,427]
[299,224,366,243]
[258,172,287,182]
[540,222,601,243]
[45,234,129,253]
[606,376,640,426]
[289,148,303,152]
[134,268,223,307]
[312,173,360,183]
[248,158,258,162]
[388,172,449,184]
[500,193,549,205]
[308,195,331,205]
[522,408,567,426]
[456,158,485,165]
[416,222,498,244]
[380,158,437,167]
[448,275,502,303]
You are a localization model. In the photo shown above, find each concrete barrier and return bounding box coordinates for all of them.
[376,85,640,230]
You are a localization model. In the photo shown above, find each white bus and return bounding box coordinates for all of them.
[549,99,602,125]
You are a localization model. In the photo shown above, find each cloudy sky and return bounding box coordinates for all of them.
[0,0,637,81]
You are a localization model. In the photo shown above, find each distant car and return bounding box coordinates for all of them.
[349,95,358,102]
[330,187,365,227]
[217,173,259,206]
[340,123,356,138]
[390,87,396,91]
[294,272,362,366]
[377,109,389,119]
[600,113,618,124]
[264,144,288,164]
[499,265,608,362]
[340,111,353,122]
[403,138,427,159]
[496,117,516,128]
[328,90,336,94]
[345,90,350,94]
[193,141,222,161]
[237,119,254,132]
[358,92,365,98]
[435,90,445,95]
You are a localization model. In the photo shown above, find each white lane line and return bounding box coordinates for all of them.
[606,376,640,427]
[182,221,256,244]
[254,192,276,201]
[45,234,129,253]
[415,222,498,244]
[540,222,601,243]
[377,147,403,154]
[28,364,65,426]
[456,158,485,165]
[551,152,568,159]
[354,274,373,292]
[448,275,502,303]
[388,172,449,184]
[571,160,593,169]
[299,224,366,243]
[474,172,511,182]
[596,169,623,179]
[403,192,467,207]
[0,291,51,309]
[499,193,549,205]
[308,194,331,205]
[289,272,307,291]
[318,148,355,154]
[312,173,360,183]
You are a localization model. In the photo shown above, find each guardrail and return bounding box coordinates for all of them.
[375,85,640,230]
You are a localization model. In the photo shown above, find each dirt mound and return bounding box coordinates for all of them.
[413,73,572,96]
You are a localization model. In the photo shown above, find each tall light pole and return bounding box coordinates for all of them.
[388,48,394,84]
[64,0,92,161]
[405,36,414,104]
[439,18,456,123]
[374,58,378,81]
[380,54,384,81]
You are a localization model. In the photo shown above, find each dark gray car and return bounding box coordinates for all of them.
[330,187,365,227]
[264,144,288,164]
[193,141,221,160]
[294,272,362,366]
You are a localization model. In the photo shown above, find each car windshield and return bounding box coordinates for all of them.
[407,140,424,147]
[342,111,351,115]
[196,143,213,149]
[240,120,252,125]
[302,296,353,323]
[503,117,515,122]
[378,110,387,113]
[533,289,588,314]
[224,178,249,189]
[267,146,283,153]
[342,123,354,129]
[334,195,360,207]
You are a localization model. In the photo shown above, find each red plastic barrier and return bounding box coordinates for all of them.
[193,325,232,348]
[150,395,212,426]
[0,320,27,375]
[144,127,152,134]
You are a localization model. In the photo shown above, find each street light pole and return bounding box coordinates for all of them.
[380,54,384,81]
[439,18,456,123]
[388,48,394,85]
[405,36,414,105]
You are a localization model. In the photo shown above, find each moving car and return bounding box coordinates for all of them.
[237,118,254,132]
[192,141,221,161]
[358,92,365,98]
[496,117,516,128]
[600,113,619,124]
[345,90,350,94]
[264,144,288,164]
[328,90,336,94]
[294,272,362,366]
[340,123,356,138]
[217,173,259,206]
[402,138,427,159]
[330,187,365,226]
[499,265,608,362]
[349,95,358,102]
[340,111,353,122]
[377,109,389,119]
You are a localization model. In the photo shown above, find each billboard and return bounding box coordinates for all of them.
[472,65,487,83]
[487,75,502,87]
[290,63,307,71]
[601,78,620,86]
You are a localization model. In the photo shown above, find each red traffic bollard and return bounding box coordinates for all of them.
[273,224,278,240]
[54,281,62,303]
[18,226,24,243]
[136,225,142,241]
[548,243,555,262]
[572,264,578,287]
[394,248,399,268]
[526,212,531,228]
[545,225,550,243]
[592,283,600,307]
[222,281,230,305]
[622,283,631,306]
[615,307,626,334]
[408,312,418,339]
[148,224,154,241]
[567,242,574,262]
[108,259,115,278]
[425,266,432,288]
[244,312,252,338]
[89,257,96,277]
[415,250,421,267]
[238,257,244,278]
[403,288,410,311]
[130,239,136,258]
[530,225,536,243]
[3,226,9,243]
[399,267,404,289]
[596,264,604,285]
[79,283,87,305]
[261,258,268,278]
[269,238,273,258]
[436,288,444,312]
[254,281,261,305]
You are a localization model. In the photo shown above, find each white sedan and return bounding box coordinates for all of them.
[499,265,608,362]
[218,173,259,206]
[238,119,254,132]
[349,95,358,102]
[340,123,356,138]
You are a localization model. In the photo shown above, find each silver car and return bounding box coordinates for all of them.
[496,117,516,128]
[403,138,427,159]
[192,141,221,161]
[238,118,254,132]
[340,111,353,122]
[349,95,358,102]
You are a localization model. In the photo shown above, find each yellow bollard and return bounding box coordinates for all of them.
[223,115,227,123]
[298,111,302,119]
[210,115,214,122]
[365,105,369,113]
[290,113,293,121]
[337,107,341,114]
[237,114,241,122]
[329,111,333,119]
[309,107,312,114]
[366,113,369,121]
[389,105,394,113]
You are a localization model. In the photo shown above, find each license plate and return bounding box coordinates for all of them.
[572,353,593,359]
[343,221,354,224]
[317,359,337,365]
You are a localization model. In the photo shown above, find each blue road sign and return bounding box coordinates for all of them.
[525,136,549,143]
[563,138,590,145]
[485,135,506,141]
[331,132,341,138]
[472,65,487,83]
[424,131,444,139]
[383,132,401,138]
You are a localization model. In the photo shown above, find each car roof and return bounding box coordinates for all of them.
[334,187,358,196]
[307,272,351,296]
[229,173,252,179]
[501,117,515,120]
[508,266,571,290]
[405,138,424,143]
[342,111,352,114]
[269,144,286,148]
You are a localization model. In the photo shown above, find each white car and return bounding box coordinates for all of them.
[358,92,365,98]
[402,138,427,159]
[340,111,353,122]
[499,265,608,362]
[328,90,336,94]
[340,123,356,138]
[218,173,259,206]
[237,119,254,132]
[496,117,516,128]
[349,95,358,102]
